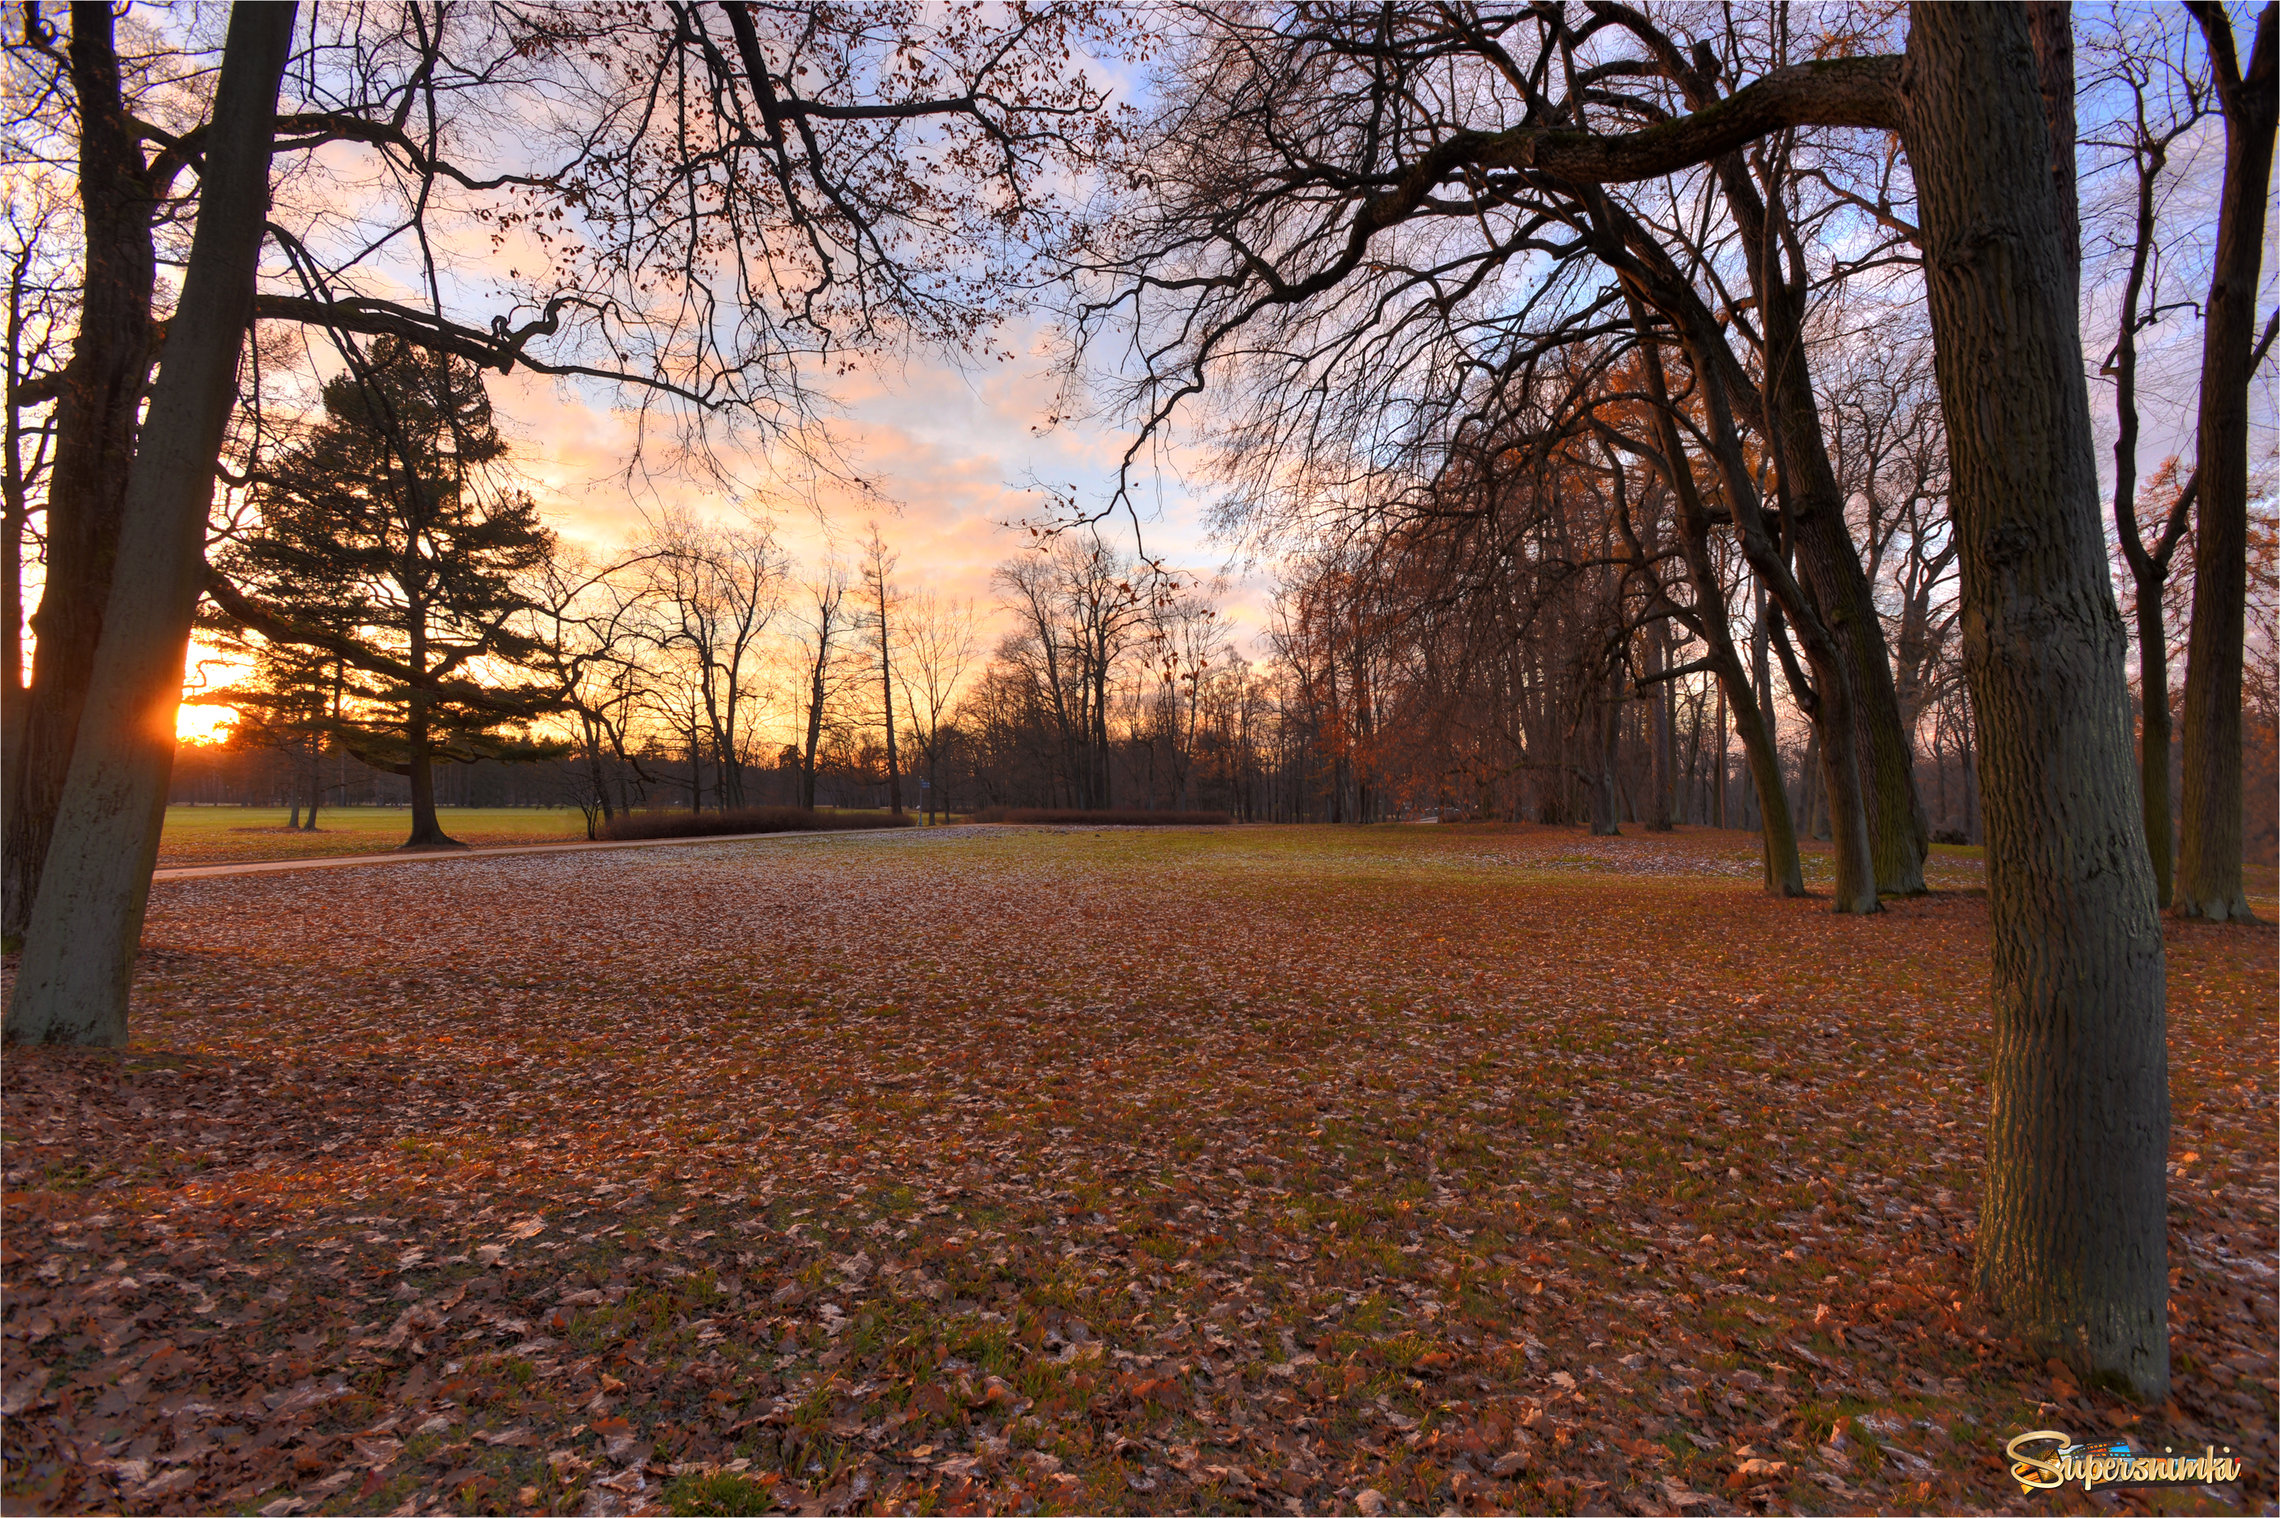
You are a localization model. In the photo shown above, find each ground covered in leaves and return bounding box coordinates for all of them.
[3,824,2274,1517]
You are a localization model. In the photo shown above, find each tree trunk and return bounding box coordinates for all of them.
[1683,333,1878,911]
[4,4,295,1046]
[1758,332,1929,893]
[802,661,826,811]
[2173,1,2277,924]
[1625,153,1931,894]
[2,3,161,947]
[400,613,459,848]
[2136,601,2173,904]
[1799,728,1825,841]
[1647,627,1674,831]
[880,639,902,816]
[1589,664,1621,836]
[1903,0,2169,1399]
[688,720,704,813]
[1628,313,1802,891]
[302,738,322,829]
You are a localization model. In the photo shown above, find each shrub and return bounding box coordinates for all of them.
[598,806,915,842]
[973,806,1231,826]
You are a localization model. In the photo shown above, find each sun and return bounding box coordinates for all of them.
[177,640,252,745]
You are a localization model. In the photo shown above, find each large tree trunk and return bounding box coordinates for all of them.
[4,4,295,1045]
[1903,0,2170,1399]
[2173,1,2277,924]
[2,3,160,948]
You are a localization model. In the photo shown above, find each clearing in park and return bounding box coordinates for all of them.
[2,824,2273,1515]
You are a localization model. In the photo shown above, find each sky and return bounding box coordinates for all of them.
[162,3,2275,744]
[173,5,1284,744]
[175,315,1275,744]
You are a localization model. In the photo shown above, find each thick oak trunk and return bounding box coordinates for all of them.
[1903,1,2169,1399]
[2173,2,2276,924]
[5,5,296,1045]
[2,3,158,946]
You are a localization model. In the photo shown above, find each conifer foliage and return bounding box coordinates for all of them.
[210,339,558,848]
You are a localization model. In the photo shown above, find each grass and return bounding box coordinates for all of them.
[3,823,2273,1517]
[157,805,587,866]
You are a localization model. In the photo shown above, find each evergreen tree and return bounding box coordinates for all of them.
[195,640,344,830]
[213,338,559,848]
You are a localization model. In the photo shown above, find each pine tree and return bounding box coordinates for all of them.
[213,338,559,847]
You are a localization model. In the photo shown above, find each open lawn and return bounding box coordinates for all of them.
[3,825,2273,1516]
[157,808,591,868]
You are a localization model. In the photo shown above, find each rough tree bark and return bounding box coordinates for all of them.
[2173,0,2277,924]
[2,3,159,947]
[1903,2,2170,1398]
[4,3,296,1045]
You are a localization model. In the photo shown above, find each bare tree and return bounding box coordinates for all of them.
[896,589,979,823]
[642,509,786,811]
[994,534,1151,811]
[860,525,904,816]
[2083,11,2213,906]
[790,568,854,811]
[534,550,666,837]
[2173,0,2278,921]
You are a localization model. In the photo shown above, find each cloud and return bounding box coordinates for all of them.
[491,330,1282,658]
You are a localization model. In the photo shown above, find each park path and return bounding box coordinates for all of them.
[149,823,976,882]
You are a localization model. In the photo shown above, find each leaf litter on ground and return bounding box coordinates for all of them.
[2,824,2273,1517]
